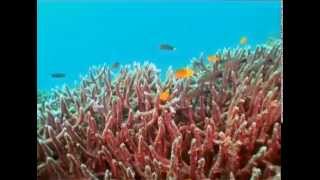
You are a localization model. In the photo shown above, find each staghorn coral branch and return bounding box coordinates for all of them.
[80,164,99,180]
[104,169,112,180]
[46,157,67,179]
[66,153,82,178]
[250,167,262,180]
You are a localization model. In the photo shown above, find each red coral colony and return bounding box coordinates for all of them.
[37,41,282,180]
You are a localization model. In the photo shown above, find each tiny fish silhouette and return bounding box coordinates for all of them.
[111,62,120,69]
[207,55,221,63]
[160,44,176,51]
[240,36,248,45]
[240,58,247,64]
[51,73,66,78]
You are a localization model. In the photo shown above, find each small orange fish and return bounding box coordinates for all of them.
[240,36,248,45]
[159,89,170,102]
[207,55,221,63]
[175,68,194,79]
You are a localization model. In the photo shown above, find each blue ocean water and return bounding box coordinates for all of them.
[37,0,281,91]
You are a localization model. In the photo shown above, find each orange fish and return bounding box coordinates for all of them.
[159,89,170,102]
[175,68,194,79]
[207,55,221,63]
[240,36,248,45]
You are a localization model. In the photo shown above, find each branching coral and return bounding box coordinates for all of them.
[37,41,282,180]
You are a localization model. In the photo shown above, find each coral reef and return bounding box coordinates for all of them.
[37,41,282,180]
[38,90,51,105]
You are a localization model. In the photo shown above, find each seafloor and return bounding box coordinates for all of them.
[37,40,281,180]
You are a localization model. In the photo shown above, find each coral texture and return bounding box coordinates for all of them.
[37,42,282,180]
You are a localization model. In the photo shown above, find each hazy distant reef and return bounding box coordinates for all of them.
[37,40,282,180]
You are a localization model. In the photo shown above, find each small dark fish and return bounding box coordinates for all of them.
[160,44,176,51]
[263,58,273,66]
[240,58,247,64]
[51,73,66,78]
[215,71,223,78]
[111,62,120,69]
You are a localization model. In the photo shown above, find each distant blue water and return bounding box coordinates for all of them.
[37,0,281,91]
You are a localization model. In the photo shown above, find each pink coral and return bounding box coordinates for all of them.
[37,42,282,180]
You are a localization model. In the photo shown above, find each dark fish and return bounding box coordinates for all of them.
[111,62,120,69]
[240,58,247,64]
[51,73,66,78]
[264,58,273,65]
[160,44,176,51]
